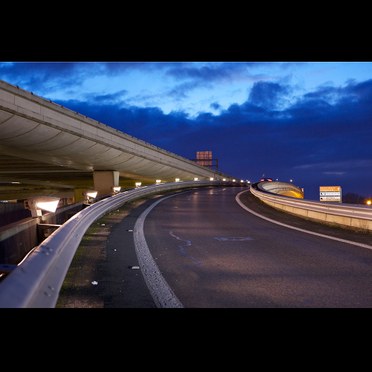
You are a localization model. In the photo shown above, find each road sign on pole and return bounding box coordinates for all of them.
[319,186,342,202]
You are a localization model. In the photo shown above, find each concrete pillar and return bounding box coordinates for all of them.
[93,171,119,196]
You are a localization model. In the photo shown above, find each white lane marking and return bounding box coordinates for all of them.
[133,194,184,308]
[236,191,372,251]
[214,237,254,242]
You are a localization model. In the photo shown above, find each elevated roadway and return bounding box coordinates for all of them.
[0,80,233,201]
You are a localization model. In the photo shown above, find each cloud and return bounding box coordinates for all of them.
[99,62,163,75]
[345,78,372,104]
[322,171,346,175]
[168,80,211,100]
[165,62,272,84]
[294,159,372,171]
[0,62,96,93]
[85,89,128,104]
[248,81,291,110]
[210,102,221,111]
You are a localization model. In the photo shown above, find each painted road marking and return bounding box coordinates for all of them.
[214,237,254,242]
[236,191,372,251]
[133,194,185,308]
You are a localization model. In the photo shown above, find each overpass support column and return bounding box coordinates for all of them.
[93,171,119,197]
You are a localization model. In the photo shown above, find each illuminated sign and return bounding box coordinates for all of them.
[320,192,341,196]
[319,186,342,202]
[319,186,342,192]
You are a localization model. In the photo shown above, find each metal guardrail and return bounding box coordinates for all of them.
[250,186,372,224]
[0,181,216,308]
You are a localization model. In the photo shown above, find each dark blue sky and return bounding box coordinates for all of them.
[1,62,371,201]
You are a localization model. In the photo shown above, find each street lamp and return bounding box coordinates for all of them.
[112,186,121,194]
[25,196,60,217]
[84,190,98,205]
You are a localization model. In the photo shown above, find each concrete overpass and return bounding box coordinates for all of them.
[0,80,233,202]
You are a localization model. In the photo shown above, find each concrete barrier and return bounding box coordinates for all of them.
[250,186,372,232]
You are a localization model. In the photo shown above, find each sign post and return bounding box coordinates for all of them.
[319,186,342,202]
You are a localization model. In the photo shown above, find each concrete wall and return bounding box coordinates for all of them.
[0,218,38,264]
[0,202,32,227]
[251,187,372,232]
[0,203,84,265]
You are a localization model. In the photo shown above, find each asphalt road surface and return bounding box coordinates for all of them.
[140,186,372,307]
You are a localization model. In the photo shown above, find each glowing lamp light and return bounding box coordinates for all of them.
[86,191,98,199]
[156,179,162,184]
[366,200,372,206]
[194,177,199,181]
[232,179,236,182]
[25,196,60,217]
[210,177,214,181]
[175,178,180,182]
[135,182,142,188]
[113,186,121,193]
[36,198,60,213]
[222,178,226,182]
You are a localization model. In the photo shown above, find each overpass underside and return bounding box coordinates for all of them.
[0,151,164,201]
[0,80,232,202]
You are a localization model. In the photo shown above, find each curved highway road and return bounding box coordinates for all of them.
[137,186,372,308]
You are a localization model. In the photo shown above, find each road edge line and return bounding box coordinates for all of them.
[236,190,372,251]
[133,194,184,308]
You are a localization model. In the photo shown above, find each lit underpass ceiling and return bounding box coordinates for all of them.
[0,153,91,199]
